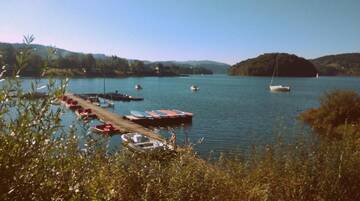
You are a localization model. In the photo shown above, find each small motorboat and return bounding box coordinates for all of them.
[100,99,114,108]
[135,84,143,90]
[269,85,291,92]
[190,85,199,91]
[121,132,173,153]
[91,123,119,135]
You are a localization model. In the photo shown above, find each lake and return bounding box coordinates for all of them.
[23,75,360,156]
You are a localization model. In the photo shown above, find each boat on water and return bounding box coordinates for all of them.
[65,99,82,110]
[316,73,319,78]
[99,99,114,108]
[158,109,181,118]
[130,110,153,119]
[190,85,199,91]
[146,111,162,119]
[269,54,290,92]
[91,123,119,135]
[121,132,173,153]
[135,84,143,90]
[124,109,193,126]
[86,96,100,106]
[269,85,291,92]
[75,108,97,120]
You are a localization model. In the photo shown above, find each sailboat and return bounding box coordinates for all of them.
[100,75,114,108]
[269,55,291,92]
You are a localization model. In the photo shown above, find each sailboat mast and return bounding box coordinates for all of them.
[103,77,105,95]
[270,54,277,86]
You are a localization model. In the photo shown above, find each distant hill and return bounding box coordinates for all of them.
[311,53,360,76]
[0,42,228,74]
[0,42,108,60]
[0,42,213,77]
[153,60,230,74]
[229,53,317,77]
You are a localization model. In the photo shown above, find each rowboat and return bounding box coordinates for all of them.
[91,123,119,135]
[121,132,173,153]
[75,108,97,120]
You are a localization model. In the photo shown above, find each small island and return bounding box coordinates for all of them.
[228,53,318,77]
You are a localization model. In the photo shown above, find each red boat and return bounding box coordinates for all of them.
[75,108,97,120]
[158,110,179,118]
[146,111,162,119]
[91,123,119,135]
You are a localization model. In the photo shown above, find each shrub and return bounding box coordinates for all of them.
[300,90,360,138]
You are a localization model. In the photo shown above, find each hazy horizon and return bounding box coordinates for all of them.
[1,0,360,64]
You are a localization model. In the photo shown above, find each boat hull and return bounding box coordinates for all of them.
[269,85,291,92]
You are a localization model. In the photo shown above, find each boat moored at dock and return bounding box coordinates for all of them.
[121,132,173,153]
[124,109,193,126]
[91,123,120,135]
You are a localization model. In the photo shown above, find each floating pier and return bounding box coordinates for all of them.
[64,93,165,143]
[124,110,193,126]
[77,93,143,102]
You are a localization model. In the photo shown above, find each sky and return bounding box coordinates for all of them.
[0,0,359,64]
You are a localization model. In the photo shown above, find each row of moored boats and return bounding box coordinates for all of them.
[125,109,193,126]
[60,95,175,153]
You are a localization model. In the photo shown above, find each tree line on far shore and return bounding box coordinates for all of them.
[0,42,212,77]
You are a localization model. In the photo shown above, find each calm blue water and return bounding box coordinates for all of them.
[21,75,360,156]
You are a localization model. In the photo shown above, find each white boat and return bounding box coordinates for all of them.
[269,85,291,92]
[99,99,114,108]
[316,73,319,78]
[135,84,143,90]
[190,85,199,91]
[121,133,173,153]
[269,54,290,92]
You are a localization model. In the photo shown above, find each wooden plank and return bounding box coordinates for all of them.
[65,93,166,142]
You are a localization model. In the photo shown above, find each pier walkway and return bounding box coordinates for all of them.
[65,93,166,143]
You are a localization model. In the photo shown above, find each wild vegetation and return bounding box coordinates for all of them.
[1,36,360,201]
[300,90,360,138]
[0,41,212,77]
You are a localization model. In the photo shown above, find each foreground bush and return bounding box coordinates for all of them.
[300,90,360,138]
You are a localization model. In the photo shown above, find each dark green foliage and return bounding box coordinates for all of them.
[229,53,318,77]
[311,53,360,76]
[0,42,213,77]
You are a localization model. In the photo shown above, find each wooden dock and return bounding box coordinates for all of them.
[65,93,166,143]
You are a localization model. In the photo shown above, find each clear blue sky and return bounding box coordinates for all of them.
[0,0,359,64]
